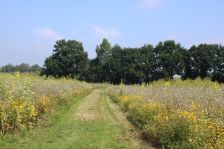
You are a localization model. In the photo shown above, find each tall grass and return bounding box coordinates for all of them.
[0,73,93,133]
[108,79,224,148]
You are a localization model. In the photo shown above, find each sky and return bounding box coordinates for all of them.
[0,0,224,66]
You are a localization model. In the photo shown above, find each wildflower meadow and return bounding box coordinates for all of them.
[108,79,224,148]
[0,73,93,133]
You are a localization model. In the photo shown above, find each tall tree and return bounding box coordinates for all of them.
[181,49,197,80]
[212,45,224,83]
[42,39,89,80]
[154,40,185,79]
[94,38,112,82]
[189,44,215,79]
[108,45,123,84]
[140,44,160,82]
[122,48,145,84]
[96,38,111,58]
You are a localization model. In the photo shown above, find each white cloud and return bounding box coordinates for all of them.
[35,28,63,40]
[139,0,164,8]
[93,26,121,38]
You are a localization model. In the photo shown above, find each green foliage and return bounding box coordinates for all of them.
[154,40,185,79]
[212,45,224,83]
[42,39,89,80]
[89,39,224,84]
[96,38,111,58]
[0,63,41,74]
[4,39,223,83]
[188,44,215,79]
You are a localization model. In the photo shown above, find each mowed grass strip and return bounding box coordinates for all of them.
[0,89,151,149]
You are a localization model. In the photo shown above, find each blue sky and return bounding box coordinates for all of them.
[0,0,224,66]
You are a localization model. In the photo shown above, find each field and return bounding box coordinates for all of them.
[108,79,224,148]
[1,0,224,148]
[0,73,92,133]
[0,73,223,149]
[0,73,148,149]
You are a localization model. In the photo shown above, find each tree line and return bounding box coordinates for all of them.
[0,63,42,73]
[42,39,224,84]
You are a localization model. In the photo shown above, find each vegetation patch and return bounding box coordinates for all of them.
[108,79,224,149]
[0,73,93,134]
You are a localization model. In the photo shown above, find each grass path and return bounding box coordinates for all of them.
[0,89,152,149]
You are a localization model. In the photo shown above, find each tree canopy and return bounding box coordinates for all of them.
[0,63,41,73]
[42,40,89,80]
[39,39,224,83]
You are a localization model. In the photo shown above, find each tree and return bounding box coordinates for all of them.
[108,45,123,84]
[181,49,197,80]
[0,63,41,73]
[96,38,111,58]
[0,64,15,72]
[87,59,100,82]
[15,63,30,73]
[38,38,224,84]
[140,44,160,82]
[30,64,42,73]
[212,45,224,83]
[189,44,216,79]
[94,38,112,82]
[42,39,89,80]
[122,48,144,84]
[154,40,185,79]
